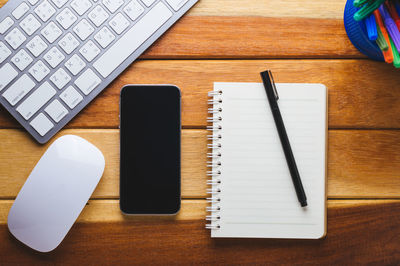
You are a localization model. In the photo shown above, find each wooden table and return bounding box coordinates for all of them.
[1,0,400,264]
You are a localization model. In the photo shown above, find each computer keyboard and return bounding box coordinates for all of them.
[0,0,198,143]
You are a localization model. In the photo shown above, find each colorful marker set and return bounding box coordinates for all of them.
[353,0,400,67]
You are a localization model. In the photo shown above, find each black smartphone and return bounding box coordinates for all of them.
[120,85,181,214]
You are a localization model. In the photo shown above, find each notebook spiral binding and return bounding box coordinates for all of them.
[206,90,223,230]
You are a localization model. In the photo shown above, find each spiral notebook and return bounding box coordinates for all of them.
[206,82,327,239]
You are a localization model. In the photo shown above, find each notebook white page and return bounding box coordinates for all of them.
[209,82,327,239]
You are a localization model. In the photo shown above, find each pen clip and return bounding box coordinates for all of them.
[267,70,279,100]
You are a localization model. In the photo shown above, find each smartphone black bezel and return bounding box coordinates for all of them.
[119,84,181,215]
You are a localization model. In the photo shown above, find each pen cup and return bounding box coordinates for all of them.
[344,0,384,61]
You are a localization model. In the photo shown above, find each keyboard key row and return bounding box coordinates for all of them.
[94,2,172,78]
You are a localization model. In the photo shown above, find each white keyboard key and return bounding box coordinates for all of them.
[17,81,56,120]
[45,99,68,122]
[65,54,86,75]
[103,0,124,13]
[56,8,77,29]
[44,47,65,68]
[94,27,115,48]
[29,0,40,5]
[11,49,33,70]
[51,0,68,8]
[0,63,18,92]
[73,19,95,41]
[71,0,92,16]
[60,85,83,109]
[5,28,26,49]
[166,0,189,11]
[109,13,129,34]
[79,40,100,62]
[26,35,48,57]
[35,0,56,22]
[20,14,42,36]
[0,41,12,64]
[41,22,62,43]
[0,17,14,34]
[30,113,54,136]
[12,3,30,20]
[88,6,109,27]
[58,33,79,54]
[142,0,156,7]
[94,2,172,78]
[29,60,50,82]
[2,74,35,106]
[75,69,101,95]
[50,68,71,89]
[124,0,144,21]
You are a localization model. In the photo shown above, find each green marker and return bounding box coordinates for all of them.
[390,37,400,68]
[376,27,389,51]
[353,0,386,21]
[353,0,372,8]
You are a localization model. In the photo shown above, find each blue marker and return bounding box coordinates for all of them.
[365,14,378,41]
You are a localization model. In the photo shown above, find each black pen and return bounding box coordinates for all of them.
[260,70,308,207]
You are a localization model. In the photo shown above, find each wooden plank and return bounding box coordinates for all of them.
[0,129,206,199]
[2,129,400,199]
[0,1,358,59]
[190,0,346,19]
[1,60,400,129]
[0,199,399,264]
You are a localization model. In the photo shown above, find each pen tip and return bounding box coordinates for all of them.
[301,201,308,207]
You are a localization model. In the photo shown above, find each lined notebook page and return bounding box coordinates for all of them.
[210,82,326,239]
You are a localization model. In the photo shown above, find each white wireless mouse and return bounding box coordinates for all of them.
[7,135,105,252]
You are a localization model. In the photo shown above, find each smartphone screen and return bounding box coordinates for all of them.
[120,85,181,214]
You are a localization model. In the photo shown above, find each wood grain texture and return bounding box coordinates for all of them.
[2,60,399,129]
[2,129,400,199]
[0,200,399,264]
[0,1,357,59]
[0,129,206,199]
